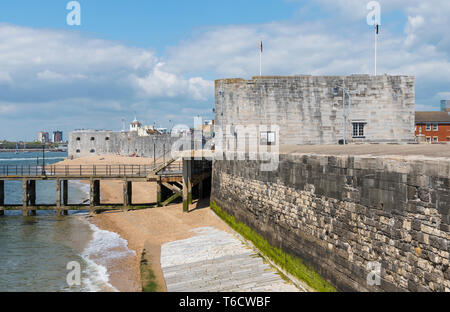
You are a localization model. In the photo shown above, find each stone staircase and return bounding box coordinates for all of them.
[161,227,300,292]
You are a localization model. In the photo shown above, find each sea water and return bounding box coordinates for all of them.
[0,152,134,292]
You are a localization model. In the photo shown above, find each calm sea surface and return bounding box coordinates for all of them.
[0,152,133,292]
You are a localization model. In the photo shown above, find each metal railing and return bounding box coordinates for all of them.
[156,159,212,176]
[157,161,183,176]
[0,164,155,177]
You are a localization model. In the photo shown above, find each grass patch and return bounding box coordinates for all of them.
[210,201,337,292]
[140,249,159,292]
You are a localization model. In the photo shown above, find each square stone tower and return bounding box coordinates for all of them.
[215,75,415,145]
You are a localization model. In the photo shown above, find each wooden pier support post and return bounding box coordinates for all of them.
[90,179,100,215]
[27,180,37,216]
[56,179,62,216]
[182,158,189,212]
[123,180,132,210]
[94,180,100,206]
[63,180,68,215]
[56,179,68,216]
[157,177,162,207]
[0,180,4,216]
[22,179,28,216]
[187,159,192,205]
[56,179,61,208]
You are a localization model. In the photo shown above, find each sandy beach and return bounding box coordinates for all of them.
[59,155,230,292]
[90,201,234,292]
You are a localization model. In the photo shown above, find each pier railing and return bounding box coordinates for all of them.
[0,164,155,177]
[157,161,183,176]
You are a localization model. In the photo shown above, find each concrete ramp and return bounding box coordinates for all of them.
[160,227,300,292]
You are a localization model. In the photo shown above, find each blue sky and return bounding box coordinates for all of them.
[0,0,449,141]
[0,1,297,54]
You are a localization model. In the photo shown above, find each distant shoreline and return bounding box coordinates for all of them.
[0,149,67,153]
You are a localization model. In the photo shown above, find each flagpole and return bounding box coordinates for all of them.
[259,41,262,76]
[374,24,378,76]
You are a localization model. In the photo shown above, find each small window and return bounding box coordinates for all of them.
[260,131,276,145]
[76,149,80,153]
[433,124,438,131]
[447,137,450,141]
[105,137,110,141]
[426,124,431,131]
[352,123,366,138]
[433,137,438,143]
[76,137,81,141]
[90,149,95,153]
[90,137,95,141]
[426,137,431,143]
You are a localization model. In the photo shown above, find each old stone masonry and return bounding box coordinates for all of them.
[211,153,450,292]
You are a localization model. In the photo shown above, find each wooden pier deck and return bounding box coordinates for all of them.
[0,157,212,217]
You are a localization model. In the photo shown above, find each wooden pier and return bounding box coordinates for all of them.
[0,156,212,217]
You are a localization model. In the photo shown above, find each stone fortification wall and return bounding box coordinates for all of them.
[211,153,450,292]
[68,130,181,159]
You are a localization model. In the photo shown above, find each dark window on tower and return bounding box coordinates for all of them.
[76,137,81,141]
[90,137,95,141]
[90,149,95,153]
[105,137,110,141]
[76,149,80,153]
[352,123,366,138]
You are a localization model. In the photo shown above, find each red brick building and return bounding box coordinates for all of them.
[415,112,450,143]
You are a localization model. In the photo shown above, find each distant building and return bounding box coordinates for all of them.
[138,125,162,136]
[194,120,214,140]
[129,118,164,136]
[38,132,50,143]
[53,131,63,143]
[157,128,168,134]
[68,130,179,158]
[202,120,214,134]
[415,111,450,143]
[129,118,142,132]
[441,100,450,112]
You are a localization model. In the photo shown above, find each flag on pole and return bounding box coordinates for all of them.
[376,24,379,35]
[261,41,263,53]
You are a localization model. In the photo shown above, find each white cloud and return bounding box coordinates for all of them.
[164,20,450,80]
[133,62,213,101]
[0,23,215,139]
[0,23,211,102]
[301,0,450,55]
[0,104,15,113]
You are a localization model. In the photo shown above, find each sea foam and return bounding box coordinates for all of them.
[80,222,136,292]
